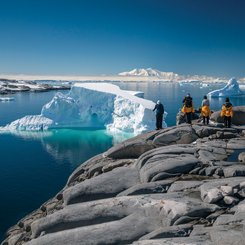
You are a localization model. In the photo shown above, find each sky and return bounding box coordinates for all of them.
[0,0,245,77]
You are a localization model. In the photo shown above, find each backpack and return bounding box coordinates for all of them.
[185,97,192,108]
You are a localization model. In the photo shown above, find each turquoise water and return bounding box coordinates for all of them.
[0,82,244,241]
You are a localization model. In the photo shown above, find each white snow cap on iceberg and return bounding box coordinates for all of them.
[208,78,244,97]
[1,83,167,134]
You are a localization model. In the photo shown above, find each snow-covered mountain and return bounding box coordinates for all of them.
[118,68,232,83]
[119,68,178,80]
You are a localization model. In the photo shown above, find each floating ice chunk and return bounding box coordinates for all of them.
[1,115,53,131]
[0,83,167,134]
[0,97,15,101]
[208,78,244,97]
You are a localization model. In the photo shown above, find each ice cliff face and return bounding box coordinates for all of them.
[208,78,244,97]
[1,83,166,134]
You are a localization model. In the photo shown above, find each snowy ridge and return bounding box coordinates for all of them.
[118,68,232,83]
[1,83,167,134]
[119,68,178,80]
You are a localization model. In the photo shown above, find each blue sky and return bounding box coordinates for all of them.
[0,0,245,77]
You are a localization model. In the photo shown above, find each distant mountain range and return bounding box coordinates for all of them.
[119,68,245,83]
[119,68,178,80]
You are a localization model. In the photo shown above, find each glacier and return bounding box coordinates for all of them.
[1,83,167,134]
[208,78,244,97]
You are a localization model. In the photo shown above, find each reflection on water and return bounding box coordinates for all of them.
[0,128,133,241]
[1,128,134,168]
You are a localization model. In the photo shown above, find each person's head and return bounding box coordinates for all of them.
[203,95,207,99]
[186,93,190,97]
[157,100,161,104]
[225,97,230,102]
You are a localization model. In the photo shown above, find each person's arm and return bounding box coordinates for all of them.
[220,105,225,117]
[230,106,233,117]
[153,104,157,111]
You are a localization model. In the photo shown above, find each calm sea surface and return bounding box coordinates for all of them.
[0,82,245,240]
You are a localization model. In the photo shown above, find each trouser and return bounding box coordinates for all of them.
[224,116,231,128]
[203,116,209,125]
[185,112,192,124]
[156,114,163,129]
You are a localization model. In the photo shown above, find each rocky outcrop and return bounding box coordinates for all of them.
[2,124,245,245]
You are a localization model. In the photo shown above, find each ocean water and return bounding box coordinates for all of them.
[0,82,244,241]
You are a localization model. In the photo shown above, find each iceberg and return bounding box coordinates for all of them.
[208,78,244,97]
[1,83,167,134]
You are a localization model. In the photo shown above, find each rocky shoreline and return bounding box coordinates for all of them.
[0,79,70,95]
[2,123,245,245]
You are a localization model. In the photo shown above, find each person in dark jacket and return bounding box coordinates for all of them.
[153,100,164,130]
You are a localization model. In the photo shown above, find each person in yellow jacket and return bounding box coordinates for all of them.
[201,95,211,125]
[220,97,233,128]
[181,93,194,124]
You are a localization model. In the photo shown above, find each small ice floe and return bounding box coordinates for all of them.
[0,97,15,102]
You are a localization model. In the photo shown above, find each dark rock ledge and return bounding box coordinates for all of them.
[2,124,245,245]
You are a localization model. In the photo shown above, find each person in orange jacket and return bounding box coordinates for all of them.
[181,93,194,124]
[201,95,211,125]
[220,97,233,128]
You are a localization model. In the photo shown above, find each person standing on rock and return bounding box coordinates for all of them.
[181,93,194,124]
[153,100,164,130]
[201,95,210,125]
[221,97,233,128]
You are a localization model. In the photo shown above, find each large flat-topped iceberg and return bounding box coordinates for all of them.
[208,78,244,97]
[1,83,166,134]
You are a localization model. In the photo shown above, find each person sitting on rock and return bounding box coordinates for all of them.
[201,95,210,125]
[153,100,164,130]
[221,97,233,128]
[181,93,194,124]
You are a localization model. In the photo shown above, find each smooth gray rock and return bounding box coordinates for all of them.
[168,181,203,193]
[26,193,219,245]
[104,131,157,159]
[63,166,140,205]
[199,178,245,204]
[198,149,227,163]
[152,125,198,145]
[117,180,174,196]
[136,145,197,170]
[209,224,245,245]
[223,165,245,177]
[139,154,199,182]
[227,138,245,150]
[132,235,212,245]
[138,224,193,240]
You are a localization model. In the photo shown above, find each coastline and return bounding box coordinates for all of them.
[2,122,245,245]
[1,74,243,83]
